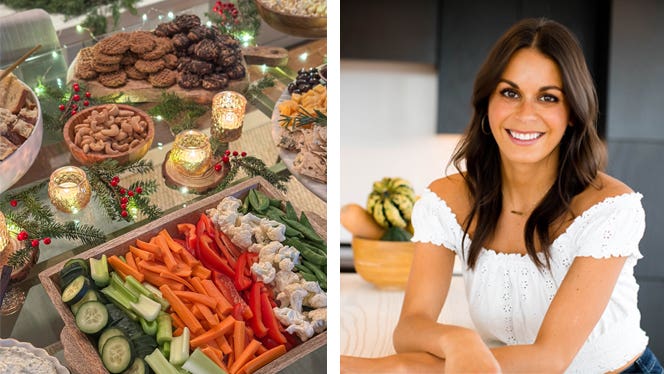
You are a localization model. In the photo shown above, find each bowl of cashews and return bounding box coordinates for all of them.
[63,103,154,165]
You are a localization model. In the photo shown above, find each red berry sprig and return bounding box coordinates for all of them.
[106,175,144,221]
[58,82,92,120]
[216,149,248,172]
[213,1,240,23]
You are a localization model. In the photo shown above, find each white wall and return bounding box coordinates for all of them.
[340,60,462,242]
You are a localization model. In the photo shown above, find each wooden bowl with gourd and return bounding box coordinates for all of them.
[341,204,415,289]
[63,103,154,165]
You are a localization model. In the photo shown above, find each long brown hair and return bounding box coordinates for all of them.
[451,18,606,269]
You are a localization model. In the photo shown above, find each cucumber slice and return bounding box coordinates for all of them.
[62,276,90,305]
[71,290,99,315]
[59,266,88,289]
[63,258,89,274]
[75,301,108,334]
[122,357,150,374]
[99,327,126,352]
[101,335,134,373]
[90,255,110,288]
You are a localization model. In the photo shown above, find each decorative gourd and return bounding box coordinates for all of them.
[366,177,416,229]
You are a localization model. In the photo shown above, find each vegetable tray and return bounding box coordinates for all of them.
[39,177,327,374]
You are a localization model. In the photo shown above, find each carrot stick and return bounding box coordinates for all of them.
[201,279,233,316]
[160,271,195,291]
[196,302,220,326]
[190,277,208,296]
[192,265,211,280]
[191,304,204,320]
[178,248,200,267]
[239,345,287,374]
[125,252,138,272]
[227,352,235,372]
[229,339,261,374]
[173,326,184,337]
[216,335,233,355]
[159,229,186,253]
[128,245,154,261]
[256,344,267,355]
[141,269,185,290]
[136,239,161,255]
[108,255,144,282]
[189,315,236,348]
[171,312,184,329]
[173,291,217,309]
[155,235,178,271]
[160,284,204,335]
[138,261,169,275]
[200,345,227,372]
[233,320,246,363]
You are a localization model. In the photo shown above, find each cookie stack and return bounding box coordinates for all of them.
[76,31,179,88]
[154,14,246,90]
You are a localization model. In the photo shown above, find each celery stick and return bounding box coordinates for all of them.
[182,348,227,374]
[160,340,171,358]
[130,294,161,322]
[169,327,190,366]
[140,317,158,336]
[125,275,152,297]
[143,282,170,311]
[110,272,138,303]
[145,348,180,374]
[156,312,173,344]
[90,255,110,287]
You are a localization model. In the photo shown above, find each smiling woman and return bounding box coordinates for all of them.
[341,18,663,374]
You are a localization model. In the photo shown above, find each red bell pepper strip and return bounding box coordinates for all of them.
[260,290,287,344]
[248,282,268,338]
[232,303,245,321]
[199,233,235,277]
[213,232,237,268]
[234,252,252,291]
[214,271,253,320]
[219,230,243,259]
[177,223,198,255]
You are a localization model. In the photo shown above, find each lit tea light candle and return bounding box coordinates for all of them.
[48,166,92,213]
[211,91,247,143]
[169,129,212,176]
[0,212,8,254]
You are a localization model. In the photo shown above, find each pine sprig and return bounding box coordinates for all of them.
[148,93,207,135]
[31,221,105,246]
[7,247,34,269]
[243,75,276,105]
[280,107,327,129]
[234,156,289,192]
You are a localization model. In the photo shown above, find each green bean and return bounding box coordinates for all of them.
[286,238,326,266]
[247,189,261,212]
[295,263,314,275]
[299,211,316,232]
[269,198,283,208]
[240,194,250,214]
[300,271,319,284]
[267,206,285,218]
[285,201,298,221]
[303,260,326,283]
[255,190,270,212]
[282,217,324,243]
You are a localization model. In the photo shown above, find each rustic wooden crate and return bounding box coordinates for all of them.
[39,176,327,374]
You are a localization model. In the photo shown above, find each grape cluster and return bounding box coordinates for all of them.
[287,67,323,95]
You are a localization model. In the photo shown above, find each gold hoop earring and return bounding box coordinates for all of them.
[481,115,491,135]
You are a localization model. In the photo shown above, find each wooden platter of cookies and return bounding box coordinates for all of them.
[67,15,250,104]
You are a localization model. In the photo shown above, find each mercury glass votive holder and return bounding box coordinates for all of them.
[169,129,212,176]
[0,211,8,254]
[211,91,247,143]
[48,166,92,214]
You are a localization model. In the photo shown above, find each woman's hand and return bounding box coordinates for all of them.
[442,328,502,373]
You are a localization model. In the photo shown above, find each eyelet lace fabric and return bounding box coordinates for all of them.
[411,189,649,373]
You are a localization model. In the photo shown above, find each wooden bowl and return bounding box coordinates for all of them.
[254,0,326,38]
[351,237,415,289]
[63,104,154,165]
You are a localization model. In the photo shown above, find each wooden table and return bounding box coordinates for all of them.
[340,273,475,358]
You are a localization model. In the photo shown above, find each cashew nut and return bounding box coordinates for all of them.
[101,124,120,137]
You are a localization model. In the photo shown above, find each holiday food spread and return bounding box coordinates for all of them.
[71,14,248,103]
[39,177,326,374]
[272,66,327,200]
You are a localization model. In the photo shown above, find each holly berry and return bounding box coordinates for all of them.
[224,150,231,156]
[9,199,17,207]
[232,151,239,156]
[241,151,247,157]
[72,94,81,101]
[58,104,66,111]
[43,237,51,245]
[110,180,118,187]
[214,163,222,172]
[71,110,77,115]
[72,104,78,110]
[112,176,120,182]
[222,155,230,163]
[119,188,126,195]
[121,210,128,218]
[17,231,28,241]
[31,239,39,247]
[72,83,80,90]
[120,203,127,210]
[85,91,91,98]
[121,197,128,204]
[83,100,90,107]
[127,190,134,197]
[135,187,142,194]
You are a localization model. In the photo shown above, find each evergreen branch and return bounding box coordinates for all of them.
[148,92,207,134]
[37,221,106,245]
[235,156,289,191]
[7,247,36,270]
[20,194,54,224]
[280,107,327,129]
[132,194,162,220]
[213,164,240,193]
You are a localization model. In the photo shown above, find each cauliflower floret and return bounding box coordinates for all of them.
[277,282,308,312]
[247,242,264,254]
[301,280,322,294]
[226,223,254,249]
[262,219,286,242]
[274,270,300,292]
[278,258,295,272]
[305,292,327,309]
[273,307,315,341]
[286,323,315,341]
[251,262,276,284]
[306,308,327,334]
[257,241,283,263]
[207,197,242,231]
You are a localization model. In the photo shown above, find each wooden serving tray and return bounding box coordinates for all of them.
[39,177,327,374]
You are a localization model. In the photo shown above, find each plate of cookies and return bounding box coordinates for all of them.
[0,71,43,194]
[67,14,249,104]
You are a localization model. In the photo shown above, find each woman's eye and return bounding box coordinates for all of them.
[539,94,559,103]
[500,88,519,99]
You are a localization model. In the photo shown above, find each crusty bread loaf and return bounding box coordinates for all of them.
[0,72,29,114]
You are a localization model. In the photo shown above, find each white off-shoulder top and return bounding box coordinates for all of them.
[411,189,649,373]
